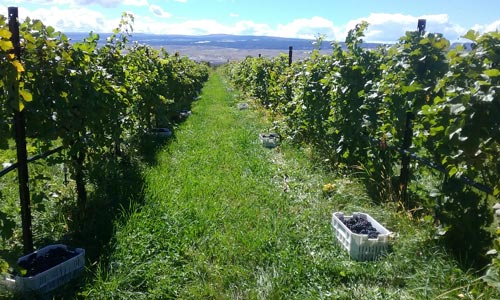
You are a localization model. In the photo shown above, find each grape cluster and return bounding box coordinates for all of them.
[18,246,78,277]
[338,215,380,239]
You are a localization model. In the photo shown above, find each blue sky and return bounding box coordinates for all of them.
[0,0,499,42]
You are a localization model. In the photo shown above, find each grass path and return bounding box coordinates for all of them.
[81,70,496,299]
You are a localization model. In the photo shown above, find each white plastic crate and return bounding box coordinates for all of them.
[332,212,391,261]
[15,244,85,296]
[150,128,173,138]
[259,133,280,148]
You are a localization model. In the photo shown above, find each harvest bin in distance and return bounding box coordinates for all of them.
[14,244,85,296]
[332,212,391,261]
[259,133,280,148]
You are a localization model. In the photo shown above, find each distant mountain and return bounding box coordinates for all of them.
[63,33,470,65]
[65,33,386,51]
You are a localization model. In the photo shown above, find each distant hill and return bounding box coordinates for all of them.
[65,33,387,51]
[63,33,471,65]
[66,32,470,50]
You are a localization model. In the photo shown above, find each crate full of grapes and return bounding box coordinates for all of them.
[331,212,391,261]
[14,244,85,296]
[259,133,280,148]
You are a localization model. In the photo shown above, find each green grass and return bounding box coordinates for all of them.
[76,69,499,299]
[0,127,161,299]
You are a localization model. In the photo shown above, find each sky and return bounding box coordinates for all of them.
[0,0,499,42]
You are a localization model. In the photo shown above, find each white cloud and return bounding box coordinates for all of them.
[3,0,72,5]
[274,16,336,39]
[4,0,148,7]
[132,16,337,39]
[229,13,239,18]
[74,0,121,7]
[2,0,79,7]
[133,13,497,42]
[149,4,171,18]
[341,13,484,42]
[472,20,500,34]
[136,18,232,35]
[3,5,499,43]
[232,20,272,36]
[124,0,148,6]
[15,6,118,32]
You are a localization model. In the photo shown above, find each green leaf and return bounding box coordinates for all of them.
[20,89,33,102]
[484,69,500,77]
[0,259,9,274]
[449,167,458,177]
[477,81,492,88]
[433,38,450,50]
[11,59,24,73]
[462,30,479,42]
[430,125,444,136]
[401,83,422,93]
[23,32,36,44]
[0,211,15,240]
[32,20,44,31]
[483,268,500,290]
[419,38,430,45]
[433,96,445,105]
[0,39,12,51]
[0,28,12,39]
[420,104,436,116]
[62,51,73,62]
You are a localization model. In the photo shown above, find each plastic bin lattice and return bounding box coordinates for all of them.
[332,212,390,261]
[15,244,85,296]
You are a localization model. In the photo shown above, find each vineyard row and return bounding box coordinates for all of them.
[0,10,209,253]
[226,22,500,269]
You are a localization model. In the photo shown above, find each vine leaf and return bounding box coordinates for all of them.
[484,69,500,77]
[20,89,33,102]
[0,211,15,240]
[0,27,11,38]
[0,39,12,51]
[463,30,479,42]
[11,59,24,73]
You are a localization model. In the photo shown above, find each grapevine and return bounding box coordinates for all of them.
[0,12,209,247]
[226,23,499,269]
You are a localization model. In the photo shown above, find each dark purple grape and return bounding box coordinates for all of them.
[339,215,380,238]
[18,246,78,277]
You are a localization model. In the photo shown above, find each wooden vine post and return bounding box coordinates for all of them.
[8,6,34,254]
[399,19,426,207]
[288,46,293,66]
[399,112,414,206]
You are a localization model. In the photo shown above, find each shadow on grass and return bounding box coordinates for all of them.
[4,105,198,299]
[31,134,173,300]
